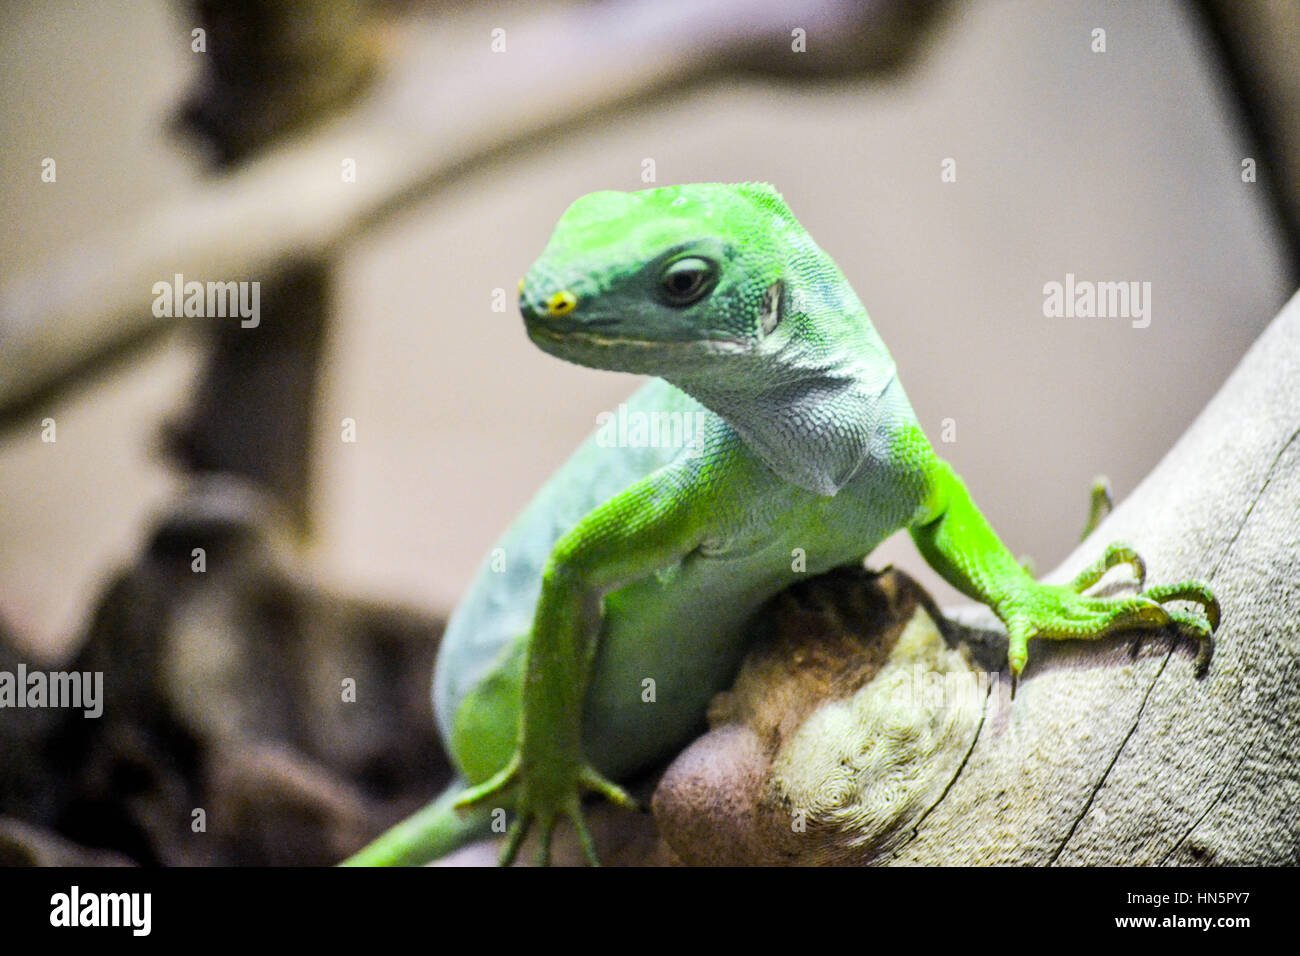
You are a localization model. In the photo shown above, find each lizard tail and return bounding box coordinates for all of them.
[339,780,492,867]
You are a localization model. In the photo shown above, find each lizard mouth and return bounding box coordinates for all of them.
[528,326,749,352]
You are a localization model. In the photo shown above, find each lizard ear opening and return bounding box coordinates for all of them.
[760,281,783,337]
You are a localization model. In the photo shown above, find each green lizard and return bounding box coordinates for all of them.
[345,182,1218,867]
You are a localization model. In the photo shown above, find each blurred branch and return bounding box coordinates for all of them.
[173,0,380,166]
[0,0,946,423]
[161,262,331,530]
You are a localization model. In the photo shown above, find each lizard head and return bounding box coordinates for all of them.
[519,182,806,379]
[518,182,901,496]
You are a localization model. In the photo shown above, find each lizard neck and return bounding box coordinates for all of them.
[668,348,905,497]
[667,259,913,496]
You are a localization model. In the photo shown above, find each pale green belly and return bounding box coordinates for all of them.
[578,550,790,778]
[448,471,918,784]
[448,546,803,785]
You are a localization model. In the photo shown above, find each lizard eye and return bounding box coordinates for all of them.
[660,257,716,306]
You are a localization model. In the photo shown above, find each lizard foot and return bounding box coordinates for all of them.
[1002,541,1219,682]
[453,754,636,866]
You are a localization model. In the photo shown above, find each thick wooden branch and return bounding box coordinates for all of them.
[653,288,1300,866]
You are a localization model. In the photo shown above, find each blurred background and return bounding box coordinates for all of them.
[0,0,1295,864]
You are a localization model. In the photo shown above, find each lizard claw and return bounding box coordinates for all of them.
[1141,581,1220,631]
[455,754,633,866]
[1069,540,1146,592]
[999,561,1220,685]
[452,753,520,812]
[579,765,638,811]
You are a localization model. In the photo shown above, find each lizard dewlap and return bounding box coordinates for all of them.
[345,182,1219,867]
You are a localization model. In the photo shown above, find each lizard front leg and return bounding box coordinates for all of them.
[906,439,1219,685]
[453,466,706,866]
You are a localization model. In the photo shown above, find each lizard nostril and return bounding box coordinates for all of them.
[546,291,578,316]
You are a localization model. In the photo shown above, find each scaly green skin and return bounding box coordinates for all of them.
[344,182,1218,867]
